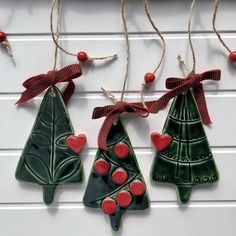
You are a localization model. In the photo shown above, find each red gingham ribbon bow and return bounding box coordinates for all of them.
[16,64,82,104]
[92,101,149,151]
[147,70,221,124]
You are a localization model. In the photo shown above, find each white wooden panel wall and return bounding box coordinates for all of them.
[0,0,236,235]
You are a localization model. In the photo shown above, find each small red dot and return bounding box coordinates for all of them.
[116,190,132,207]
[94,159,110,175]
[0,31,7,42]
[114,142,129,159]
[144,72,155,84]
[130,180,146,196]
[229,51,236,62]
[101,198,117,215]
[112,168,128,185]
[77,51,88,62]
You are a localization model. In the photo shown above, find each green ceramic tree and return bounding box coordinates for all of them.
[151,90,219,203]
[15,87,84,205]
[83,119,149,231]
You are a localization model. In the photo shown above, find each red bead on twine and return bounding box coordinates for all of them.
[116,190,132,207]
[229,51,236,62]
[0,31,7,42]
[144,72,155,84]
[101,198,117,215]
[77,51,88,62]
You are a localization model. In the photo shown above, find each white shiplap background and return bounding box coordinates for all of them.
[1,0,236,235]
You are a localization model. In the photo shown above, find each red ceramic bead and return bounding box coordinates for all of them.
[144,72,155,84]
[77,51,88,62]
[229,51,236,62]
[116,190,132,207]
[114,142,129,159]
[0,31,7,42]
[101,198,117,215]
[94,159,110,175]
[112,168,128,185]
[130,180,146,196]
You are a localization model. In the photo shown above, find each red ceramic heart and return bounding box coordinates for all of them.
[66,134,87,154]
[151,132,172,152]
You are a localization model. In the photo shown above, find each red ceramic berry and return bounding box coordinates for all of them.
[94,158,110,175]
[0,31,7,42]
[77,51,88,62]
[130,180,146,196]
[144,72,155,84]
[114,142,129,159]
[229,51,236,62]
[116,190,132,207]
[101,198,117,215]
[112,168,128,185]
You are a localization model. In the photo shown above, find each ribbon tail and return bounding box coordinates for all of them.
[193,84,212,125]
[97,113,119,151]
[92,105,114,119]
[16,78,53,105]
[62,80,75,105]
[15,88,43,105]
[15,92,28,105]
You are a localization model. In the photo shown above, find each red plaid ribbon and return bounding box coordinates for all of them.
[146,70,221,124]
[16,64,82,104]
[93,70,220,151]
[92,101,149,150]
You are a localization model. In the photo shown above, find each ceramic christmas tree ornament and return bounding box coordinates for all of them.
[82,0,169,229]
[150,89,219,203]
[16,86,85,204]
[15,0,119,205]
[15,64,86,205]
[147,0,221,203]
[83,118,149,231]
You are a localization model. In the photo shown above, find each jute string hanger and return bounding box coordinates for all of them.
[103,0,166,105]
[50,0,117,63]
[15,0,83,105]
[213,0,236,62]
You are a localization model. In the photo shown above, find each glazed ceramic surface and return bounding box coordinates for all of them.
[151,90,219,203]
[15,87,84,205]
[83,118,149,231]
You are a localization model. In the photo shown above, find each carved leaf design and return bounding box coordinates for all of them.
[15,87,84,204]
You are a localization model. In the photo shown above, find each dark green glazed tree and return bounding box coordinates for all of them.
[151,90,219,203]
[15,87,84,205]
[83,119,149,231]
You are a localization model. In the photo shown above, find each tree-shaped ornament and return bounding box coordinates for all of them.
[147,0,221,203]
[15,65,86,205]
[83,108,149,231]
[149,70,221,203]
[15,0,118,205]
[82,0,170,229]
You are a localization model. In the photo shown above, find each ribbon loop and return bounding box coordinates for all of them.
[147,70,221,124]
[16,64,82,104]
[93,101,149,151]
